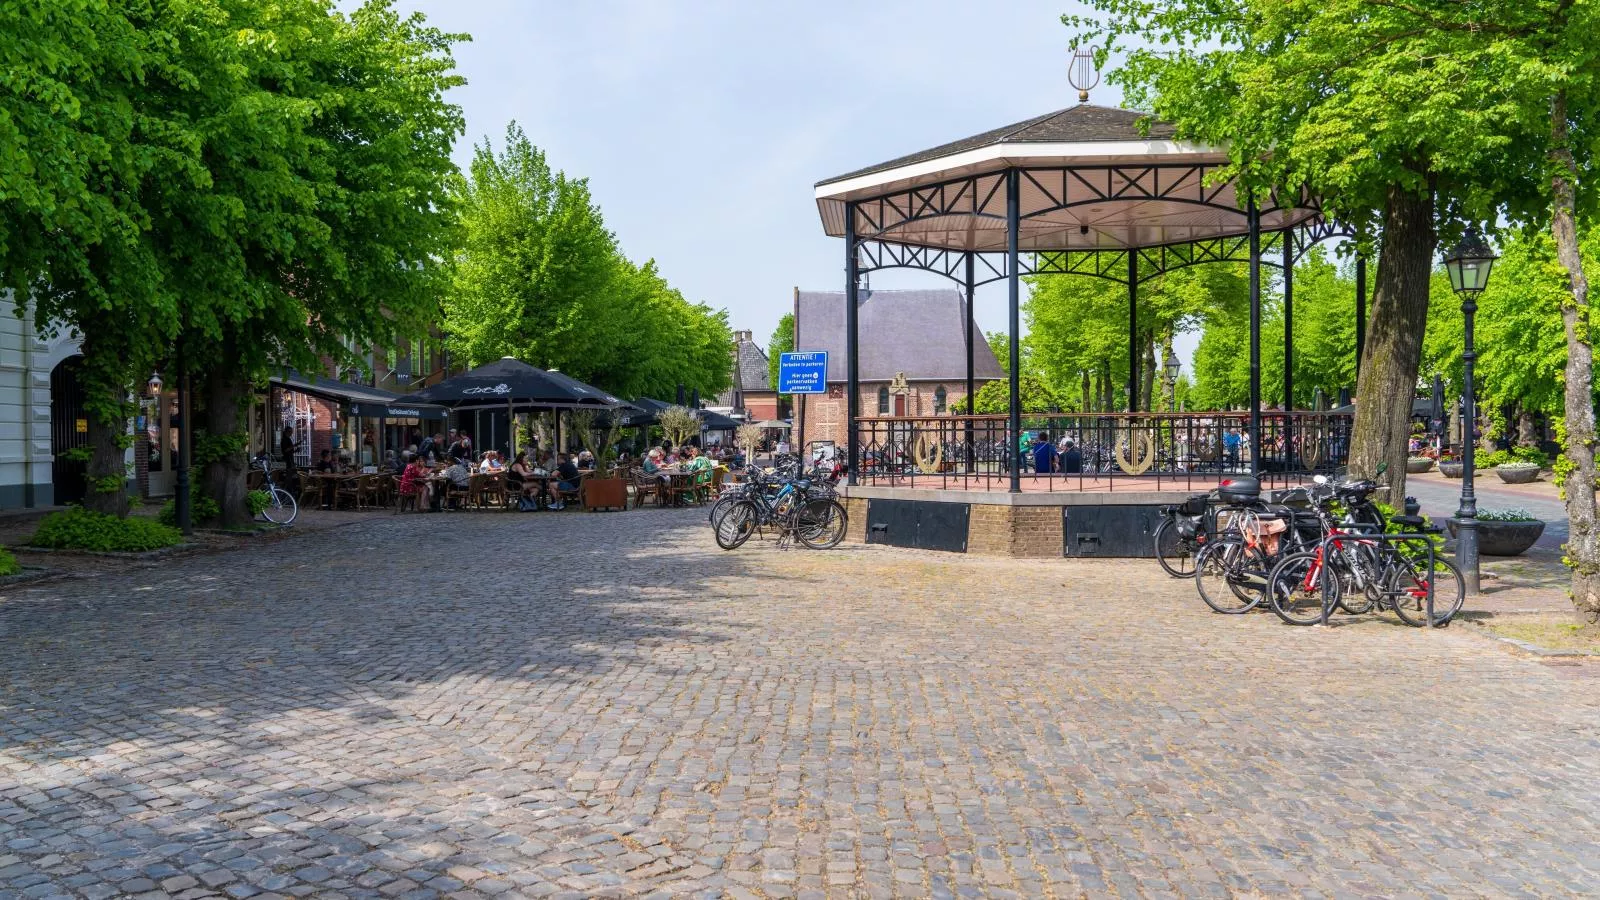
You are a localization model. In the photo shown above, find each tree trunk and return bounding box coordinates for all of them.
[1080,369,1090,412]
[1348,181,1434,503]
[1161,330,1176,412]
[1515,407,1538,448]
[1549,92,1600,622]
[201,369,251,529]
[1100,358,1113,411]
[78,332,130,517]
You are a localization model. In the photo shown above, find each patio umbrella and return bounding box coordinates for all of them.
[411,358,620,411]
[1430,373,1445,429]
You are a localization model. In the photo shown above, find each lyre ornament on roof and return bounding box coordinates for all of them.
[1068,47,1100,104]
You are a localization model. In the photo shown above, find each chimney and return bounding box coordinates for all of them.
[734,329,752,343]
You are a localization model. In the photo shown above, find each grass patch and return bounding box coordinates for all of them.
[1482,614,1600,652]
[0,545,19,576]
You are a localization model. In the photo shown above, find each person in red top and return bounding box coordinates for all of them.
[399,453,427,509]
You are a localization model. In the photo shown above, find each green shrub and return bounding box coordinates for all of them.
[247,489,271,517]
[157,494,221,527]
[0,545,19,577]
[32,508,183,553]
[1478,446,1548,469]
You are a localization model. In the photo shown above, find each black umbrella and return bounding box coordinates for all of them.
[1430,373,1446,428]
[411,357,620,410]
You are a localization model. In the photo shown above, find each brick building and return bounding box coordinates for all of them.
[793,288,1004,454]
[715,330,778,422]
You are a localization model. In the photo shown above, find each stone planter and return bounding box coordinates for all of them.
[1496,465,1541,484]
[1405,458,1435,474]
[1438,460,1464,478]
[1446,517,1545,556]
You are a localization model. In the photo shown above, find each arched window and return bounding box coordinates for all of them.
[934,386,947,414]
[877,386,890,415]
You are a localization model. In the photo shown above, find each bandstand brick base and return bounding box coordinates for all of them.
[841,486,1195,559]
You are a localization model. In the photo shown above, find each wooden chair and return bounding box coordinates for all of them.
[464,473,487,509]
[299,476,324,510]
[246,470,266,491]
[663,472,696,507]
[629,467,661,509]
[696,466,725,504]
[396,476,421,514]
[445,476,471,511]
[480,473,508,509]
[552,471,584,508]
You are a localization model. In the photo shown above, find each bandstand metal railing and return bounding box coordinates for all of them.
[852,411,1354,493]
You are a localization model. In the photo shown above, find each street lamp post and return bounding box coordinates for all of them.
[1442,226,1497,595]
[1163,351,1181,412]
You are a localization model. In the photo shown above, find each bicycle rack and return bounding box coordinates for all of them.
[1312,531,1445,627]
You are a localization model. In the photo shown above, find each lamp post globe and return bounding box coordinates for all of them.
[1442,225,1498,597]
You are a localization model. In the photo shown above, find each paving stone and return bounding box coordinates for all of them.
[0,510,1596,897]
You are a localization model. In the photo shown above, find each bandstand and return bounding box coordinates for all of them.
[813,103,1363,557]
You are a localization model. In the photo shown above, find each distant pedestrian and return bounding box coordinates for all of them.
[1032,431,1059,474]
[1060,440,1082,474]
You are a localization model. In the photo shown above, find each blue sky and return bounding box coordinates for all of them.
[383,0,1119,346]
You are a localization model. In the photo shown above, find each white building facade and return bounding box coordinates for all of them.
[0,294,84,509]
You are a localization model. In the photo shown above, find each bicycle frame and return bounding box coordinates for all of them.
[1310,531,1441,626]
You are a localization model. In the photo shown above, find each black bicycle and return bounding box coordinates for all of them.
[1154,491,1213,577]
[713,473,847,551]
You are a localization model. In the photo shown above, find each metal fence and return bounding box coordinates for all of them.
[851,412,1353,492]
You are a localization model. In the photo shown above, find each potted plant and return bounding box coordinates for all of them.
[1405,456,1435,474]
[1495,460,1541,484]
[1446,508,1545,556]
[571,410,629,511]
[1438,454,1464,478]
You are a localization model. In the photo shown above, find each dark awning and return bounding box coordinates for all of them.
[411,357,623,411]
[269,371,448,420]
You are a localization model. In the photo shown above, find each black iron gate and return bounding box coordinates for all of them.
[50,356,89,505]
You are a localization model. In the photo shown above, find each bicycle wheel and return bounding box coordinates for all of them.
[1153,518,1197,578]
[1194,537,1267,614]
[796,498,847,550]
[714,501,757,550]
[708,493,740,526]
[1267,551,1337,625]
[260,487,298,525]
[1388,553,1465,626]
[1334,543,1378,614]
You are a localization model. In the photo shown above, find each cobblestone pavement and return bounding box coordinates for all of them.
[3,510,1600,899]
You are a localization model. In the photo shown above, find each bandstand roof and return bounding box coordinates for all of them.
[815,104,1324,254]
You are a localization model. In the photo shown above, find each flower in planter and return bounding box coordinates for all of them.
[1478,508,1537,522]
[1495,461,1541,470]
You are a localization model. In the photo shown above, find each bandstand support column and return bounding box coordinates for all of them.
[1127,252,1139,413]
[1282,231,1294,471]
[845,202,860,486]
[964,252,976,472]
[1247,199,1262,477]
[1006,169,1021,494]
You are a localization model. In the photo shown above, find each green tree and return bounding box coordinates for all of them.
[1,1,194,514]
[1070,0,1526,501]
[444,124,730,402]
[767,313,794,395]
[183,0,466,526]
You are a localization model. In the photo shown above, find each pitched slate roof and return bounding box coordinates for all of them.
[818,104,1176,186]
[732,334,771,393]
[795,288,1005,384]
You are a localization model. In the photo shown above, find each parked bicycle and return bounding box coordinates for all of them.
[712,467,847,551]
[1266,476,1463,626]
[252,455,299,526]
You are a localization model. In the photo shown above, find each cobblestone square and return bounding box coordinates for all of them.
[3,510,1598,898]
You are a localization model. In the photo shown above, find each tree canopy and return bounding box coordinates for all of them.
[444,123,730,401]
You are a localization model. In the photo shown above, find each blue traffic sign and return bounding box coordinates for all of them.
[778,351,829,394]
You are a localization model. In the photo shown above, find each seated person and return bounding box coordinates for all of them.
[478,450,504,473]
[545,453,581,510]
[314,450,337,509]
[507,450,534,497]
[441,458,472,507]
[398,453,426,503]
[315,449,335,473]
[681,444,713,484]
[576,449,596,471]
